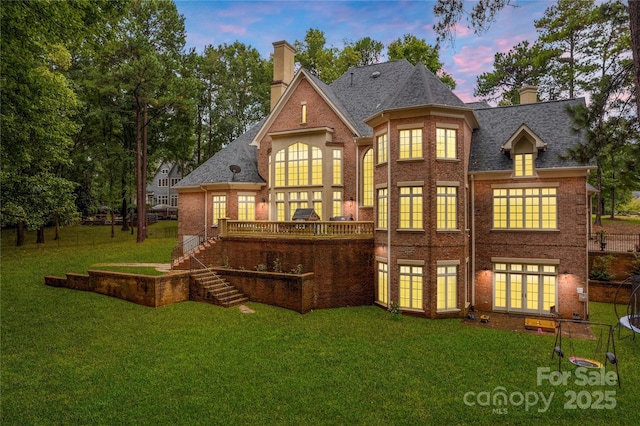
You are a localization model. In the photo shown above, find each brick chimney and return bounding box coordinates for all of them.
[519,85,538,104]
[271,40,296,111]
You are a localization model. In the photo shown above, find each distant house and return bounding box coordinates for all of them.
[147,162,182,217]
[175,41,595,319]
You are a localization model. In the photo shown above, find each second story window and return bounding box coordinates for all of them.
[212,195,226,225]
[436,186,458,230]
[376,133,387,164]
[436,128,457,159]
[332,149,342,185]
[493,187,557,229]
[399,129,422,159]
[362,149,374,207]
[274,142,323,187]
[377,187,388,229]
[399,186,423,229]
[158,178,168,187]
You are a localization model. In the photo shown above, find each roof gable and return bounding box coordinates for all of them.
[469,98,591,172]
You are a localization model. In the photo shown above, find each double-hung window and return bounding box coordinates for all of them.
[399,129,422,159]
[436,186,458,230]
[376,133,387,164]
[436,128,457,159]
[437,263,458,311]
[399,185,423,229]
[399,264,423,310]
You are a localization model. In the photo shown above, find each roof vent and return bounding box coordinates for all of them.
[371,71,381,79]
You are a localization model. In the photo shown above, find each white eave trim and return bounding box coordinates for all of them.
[501,124,547,152]
[250,69,360,148]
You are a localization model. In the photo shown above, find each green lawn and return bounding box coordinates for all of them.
[2,223,639,425]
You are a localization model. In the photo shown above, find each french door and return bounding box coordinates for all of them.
[493,263,557,314]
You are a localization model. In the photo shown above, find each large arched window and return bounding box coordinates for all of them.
[274,142,322,187]
[362,149,374,207]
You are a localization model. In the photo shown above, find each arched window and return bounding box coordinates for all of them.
[274,142,323,187]
[362,149,374,207]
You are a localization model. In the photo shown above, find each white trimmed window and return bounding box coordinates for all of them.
[377,261,388,305]
[212,195,226,225]
[376,133,387,164]
[399,129,422,159]
[399,265,423,310]
[494,262,557,313]
[377,187,388,229]
[493,188,557,229]
[437,264,458,311]
[514,153,534,177]
[238,195,255,221]
[436,128,457,159]
[158,178,168,187]
[399,186,423,229]
[436,186,457,230]
[362,149,374,207]
[332,191,342,218]
[332,149,342,185]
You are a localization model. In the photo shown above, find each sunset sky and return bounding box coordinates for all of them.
[175,0,552,102]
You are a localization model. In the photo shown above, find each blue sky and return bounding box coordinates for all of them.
[174,0,552,102]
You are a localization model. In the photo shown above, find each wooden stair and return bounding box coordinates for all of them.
[190,269,248,307]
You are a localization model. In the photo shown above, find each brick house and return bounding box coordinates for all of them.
[175,40,594,319]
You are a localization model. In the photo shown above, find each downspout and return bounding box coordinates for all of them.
[387,119,392,306]
[200,185,207,239]
[585,181,589,320]
[354,137,359,221]
[471,174,476,307]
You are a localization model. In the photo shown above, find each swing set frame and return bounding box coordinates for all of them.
[551,320,620,387]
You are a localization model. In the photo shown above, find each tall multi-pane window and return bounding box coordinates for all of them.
[332,191,342,217]
[399,265,423,309]
[313,191,323,219]
[170,178,181,186]
[288,143,308,186]
[170,194,178,207]
[376,133,387,164]
[158,195,168,205]
[377,188,388,229]
[493,188,557,229]
[362,149,374,207]
[514,153,534,176]
[273,143,322,187]
[158,178,168,187]
[436,128,457,159]
[399,186,423,229]
[332,149,342,185]
[212,195,226,225]
[436,186,457,230]
[274,150,285,187]
[437,265,458,310]
[238,195,255,221]
[275,193,285,221]
[377,262,388,305]
[289,192,309,216]
[399,129,422,159]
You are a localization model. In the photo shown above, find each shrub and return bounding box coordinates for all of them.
[589,255,614,281]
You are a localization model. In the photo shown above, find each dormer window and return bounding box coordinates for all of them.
[501,125,546,178]
[513,140,535,177]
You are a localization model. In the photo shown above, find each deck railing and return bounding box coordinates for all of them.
[218,218,374,239]
[589,233,640,253]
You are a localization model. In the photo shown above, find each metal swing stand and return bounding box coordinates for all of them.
[551,319,620,388]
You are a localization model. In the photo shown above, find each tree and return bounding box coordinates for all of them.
[103,0,194,243]
[432,0,640,119]
[194,42,271,163]
[345,37,384,66]
[387,34,456,89]
[475,40,553,104]
[0,0,94,245]
[534,0,598,100]
[294,28,345,83]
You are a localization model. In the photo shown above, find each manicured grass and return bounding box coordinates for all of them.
[2,223,639,425]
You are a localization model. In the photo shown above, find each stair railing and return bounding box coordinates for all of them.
[172,228,209,261]
[189,255,232,307]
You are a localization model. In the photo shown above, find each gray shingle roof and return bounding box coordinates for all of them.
[469,98,590,172]
[377,63,466,112]
[329,60,416,136]
[175,118,266,187]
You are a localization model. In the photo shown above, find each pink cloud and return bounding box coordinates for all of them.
[220,24,247,36]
